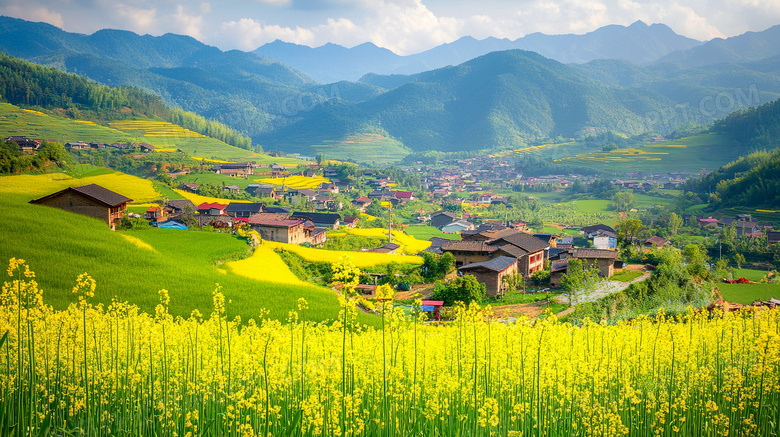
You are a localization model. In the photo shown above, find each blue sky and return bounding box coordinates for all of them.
[2,0,779,54]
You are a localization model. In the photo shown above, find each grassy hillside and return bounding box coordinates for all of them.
[0,173,373,324]
[0,102,296,163]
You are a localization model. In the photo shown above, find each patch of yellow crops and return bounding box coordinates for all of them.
[119,233,157,252]
[267,241,423,267]
[255,175,330,190]
[360,212,377,221]
[5,259,779,437]
[109,120,204,138]
[343,228,431,255]
[21,109,47,116]
[173,189,251,205]
[74,120,95,124]
[757,209,777,213]
[380,201,391,207]
[557,147,671,163]
[153,147,178,152]
[227,244,306,285]
[192,157,231,163]
[0,172,160,202]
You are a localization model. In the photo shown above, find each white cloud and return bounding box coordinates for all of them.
[220,18,317,50]
[114,3,158,34]
[173,4,205,40]
[1,4,64,28]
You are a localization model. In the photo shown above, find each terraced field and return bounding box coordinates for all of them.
[555,134,742,174]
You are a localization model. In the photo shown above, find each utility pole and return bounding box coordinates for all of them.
[388,205,393,243]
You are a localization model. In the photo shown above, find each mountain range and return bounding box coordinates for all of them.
[255,21,702,83]
[1,16,780,162]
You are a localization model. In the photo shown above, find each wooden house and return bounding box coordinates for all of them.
[29,184,132,227]
[459,256,518,297]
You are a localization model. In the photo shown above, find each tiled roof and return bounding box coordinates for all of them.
[441,240,498,253]
[574,248,618,259]
[30,184,132,207]
[226,203,264,213]
[550,259,569,273]
[581,224,616,233]
[167,199,195,211]
[290,212,341,225]
[249,219,304,228]
[248,213,290,223]
[489,232,549,253]
[197,202,228,210]
[459,256,517,273]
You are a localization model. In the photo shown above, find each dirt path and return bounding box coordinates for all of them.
[491,301,550,320]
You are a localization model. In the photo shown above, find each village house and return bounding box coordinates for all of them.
[394,190,414,202]
[441,220,474,233]
[166,199,196,216]
[4,136,42,152]
[290,212,341,229]
[352,196,372,212]
[343,216,360,229]
[249,216,307,244]
[253,186,279,199]
[29,184,132,227]
[458,256,519,297]
[581,224,616,239]
[549,249,619,286]
[768,231,780,247]
[197,202,228,216]
[225,202,264,218]
[593,231,618,250]
[430,211,459,229]
[644,236,671,249]
[213,162,258,177]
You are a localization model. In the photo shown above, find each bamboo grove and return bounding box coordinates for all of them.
[1,258,779,436]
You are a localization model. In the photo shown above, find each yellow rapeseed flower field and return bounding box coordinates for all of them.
[227,244,306,285]
[0,172,160,202]
[173,189,251,205]
[2,259,778,436]
[345,228,431,254]
[119,234,157,252]
[255,175,331,190]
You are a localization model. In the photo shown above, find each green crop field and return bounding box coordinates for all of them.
[732,268,770,282]
[175,171,257,189]
[555,134,743,174]
[309,133,411,165]
[0,103,136,143]
[718,283,780,304]
[0,174,375,324]
[404,225,461,241]
[634,193,675,208]
[566,199,612,214]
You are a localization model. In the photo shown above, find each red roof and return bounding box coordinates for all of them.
[197,202,228,210]
[234,217,249,223]
[394,190,413,198]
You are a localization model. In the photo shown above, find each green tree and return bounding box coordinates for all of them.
[560,259,602,307]
[669,212,683,236]
[733,253,746,269]
[615,218,644,248]
[611,191,635,213]
[431,275,486,306]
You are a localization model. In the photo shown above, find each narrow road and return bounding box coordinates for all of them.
[556,272,651,305]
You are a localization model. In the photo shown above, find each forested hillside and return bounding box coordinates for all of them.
[0,53,252,149]
[681,98,780,209]
[713,97,780,150]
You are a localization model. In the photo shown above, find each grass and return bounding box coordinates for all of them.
[175,172,257,189]
[0,175,365,323]
[732,268,770,281]
[404,225,461,241]
[566,199,612,214]
[718,282,780,304]
[611,270,644,282]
